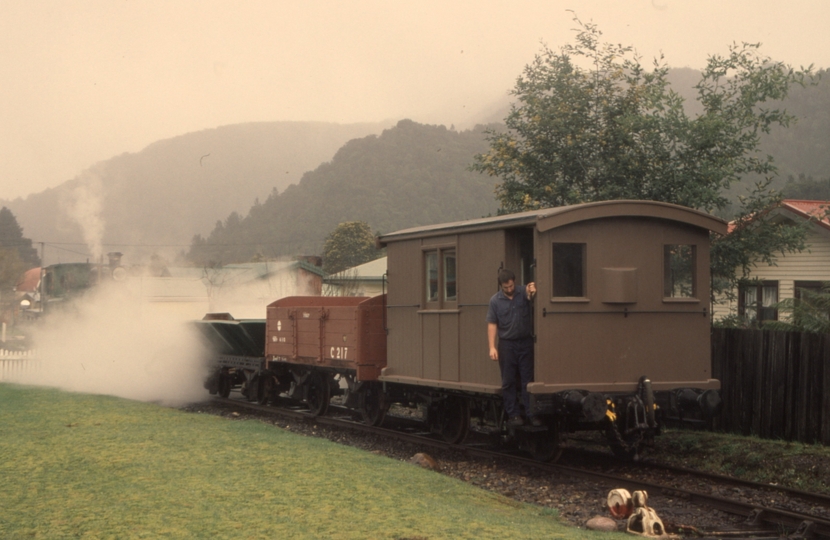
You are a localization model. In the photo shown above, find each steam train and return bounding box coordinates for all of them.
[196,200,727,460]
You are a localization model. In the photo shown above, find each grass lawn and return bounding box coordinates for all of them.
[0,384,612,539]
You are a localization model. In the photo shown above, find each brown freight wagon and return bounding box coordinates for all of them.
[377,200,728,457]
[264,295,387,422]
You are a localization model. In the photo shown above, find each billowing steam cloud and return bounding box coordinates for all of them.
[11,282,211,405]
[68,169,105,263]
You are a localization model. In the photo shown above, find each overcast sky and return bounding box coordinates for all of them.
[2,0,828,201]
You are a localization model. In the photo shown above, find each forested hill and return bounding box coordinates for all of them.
[667,68,830,197]
[2,121,390,264]
[188,120,500,264]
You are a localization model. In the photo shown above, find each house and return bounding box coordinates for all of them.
[323,257,387,297]
[166,259,325,318]
[713,199,830,323]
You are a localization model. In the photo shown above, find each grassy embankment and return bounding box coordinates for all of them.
[652,429,830,494]
[0,384,612,540]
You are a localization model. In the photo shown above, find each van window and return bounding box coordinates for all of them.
[552,243,586,297]
[424,248,458,307]
[443,250,457,301]
[663,245,696,298]
[425,251,439,302]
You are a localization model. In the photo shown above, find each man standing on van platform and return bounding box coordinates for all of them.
[486,269,539,427]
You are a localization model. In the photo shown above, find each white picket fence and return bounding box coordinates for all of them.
[0,349,40,382]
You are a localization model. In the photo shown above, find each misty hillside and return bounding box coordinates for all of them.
[6,68,829,269]
[470,67,830,197]
[188,120,500,264]
[2,121,391,264]
[191,70,830,266]
[666,68,830,193]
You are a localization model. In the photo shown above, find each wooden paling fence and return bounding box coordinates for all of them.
[711,328,830,445]
[0,349,40,382]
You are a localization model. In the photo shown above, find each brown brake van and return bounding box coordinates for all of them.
[377,200,727,413]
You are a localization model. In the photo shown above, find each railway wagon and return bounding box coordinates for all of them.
[200,297,388,423]
[376,200,728,458]
[200,200,728,460]
[265,295,387,423]
[197,313,267,399]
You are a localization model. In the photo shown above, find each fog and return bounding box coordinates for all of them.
[9,282,212,406]
[2,0,829,201]
[3,0,830,404]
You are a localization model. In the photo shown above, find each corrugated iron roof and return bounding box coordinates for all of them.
[325,257,387,282]
[16,267,41,292]
[727,199,830,233]
[781,199,830,229]
[164,261,325,287]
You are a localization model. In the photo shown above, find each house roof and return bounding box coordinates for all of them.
[325,257,387,283]
[781,200,830,230]
[16,267,41,293]
[134,277,210,300]
[727,199,830,233]
[165,260,326,287]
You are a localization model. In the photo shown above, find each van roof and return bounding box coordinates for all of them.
[377,200,728,245]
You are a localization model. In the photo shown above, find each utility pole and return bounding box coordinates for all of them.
[39,242,45,315]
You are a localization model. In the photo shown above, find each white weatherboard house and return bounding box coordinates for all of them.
[713,200,830,323]
[323,257,387,297]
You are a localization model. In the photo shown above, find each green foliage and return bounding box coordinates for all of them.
[472,15,814,295]
[322,221,380,274]
[0,206,39,267]
[188,120,499,265]
[0,385,578,539]
[0,206,39,293]
[653,429,830,494]
[765,283,830,333]
[754,68,830,189]
[0,246,26,296]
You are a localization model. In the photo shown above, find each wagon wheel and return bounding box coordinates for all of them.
[360,382,389,426]
[305,372,331,416]
[257,376,274,406]
[246,377,259,402]
[438,396,469,444]
[218,373,232,398]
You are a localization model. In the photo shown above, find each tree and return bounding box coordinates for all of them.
[0,207,39,296]
[0,207,40,268]
[0,246,27,296]
[322,221,380,275]
[782,174,830,200]
[765,283,830,334]
[472,15,814,295]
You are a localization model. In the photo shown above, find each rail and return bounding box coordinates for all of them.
[206,394,830,538]
[542,307,708,317]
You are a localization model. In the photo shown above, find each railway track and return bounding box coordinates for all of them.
[197,394,830,539]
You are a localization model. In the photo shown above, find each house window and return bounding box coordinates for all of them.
[794,281,824,300]
[424,248,458,307]
[663,245,696,298]
[739,281,778,323]
[552,243,586,297]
